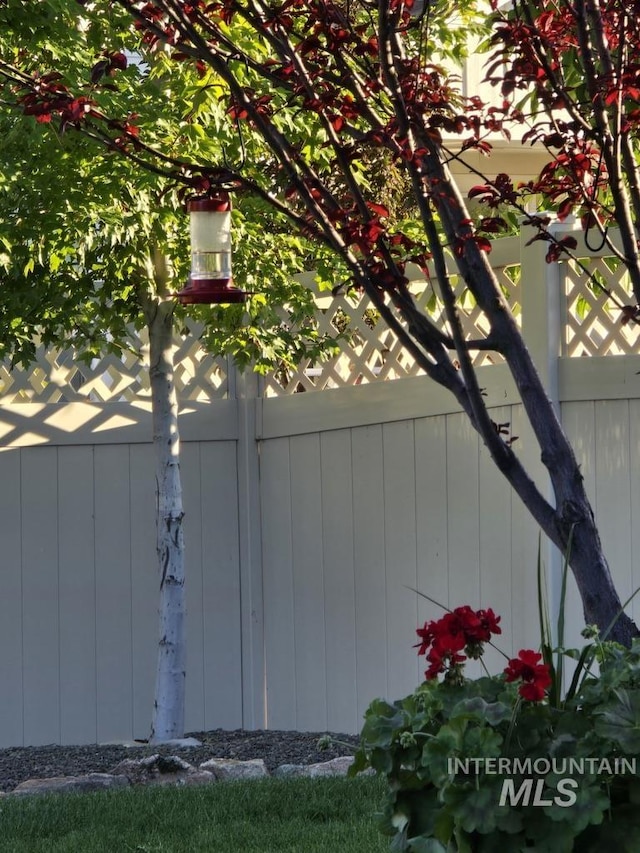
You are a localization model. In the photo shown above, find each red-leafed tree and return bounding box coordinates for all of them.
[2,0,640,643]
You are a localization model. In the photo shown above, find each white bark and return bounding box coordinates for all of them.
[145,295,186,743]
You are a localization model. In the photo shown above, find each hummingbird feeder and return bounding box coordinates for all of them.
[176,193,247,304]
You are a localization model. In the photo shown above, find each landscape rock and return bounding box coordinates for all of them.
[171,771,218,787]
[10,773,129,796]
[109,754,214,787]
[273,756,356,778]
[199,758,268,781]
[109,754,160,785]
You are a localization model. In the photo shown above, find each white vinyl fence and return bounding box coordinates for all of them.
[1,222,639,746]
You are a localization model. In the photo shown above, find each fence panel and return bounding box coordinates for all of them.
[199,441,243,730]
[320,429,358,734]
[260,437,296,730]
[0,450,23,747]
[0,424,243,746]
[259,397,542,728]
[21,447,60,746]
[59,445,98,746]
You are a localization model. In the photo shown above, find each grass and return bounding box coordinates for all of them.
[0,775,389,852]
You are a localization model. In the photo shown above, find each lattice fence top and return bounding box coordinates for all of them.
[4,235,636,405]
[0,321,228,404]
[262,260,522,396]
[563,257,640,356]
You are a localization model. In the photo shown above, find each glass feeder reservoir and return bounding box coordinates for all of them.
[176,193,247,304]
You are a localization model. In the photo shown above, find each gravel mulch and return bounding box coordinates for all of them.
[0,730,361,793]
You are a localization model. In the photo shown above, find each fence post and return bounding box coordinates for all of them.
[231,358,266,729]
[519,217,579,639]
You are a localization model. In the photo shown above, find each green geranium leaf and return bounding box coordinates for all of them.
[452,696,512,726]
[463,725,503,758]
[594,689,640,753]
[444,784,500,834]
[493,804,524,834]
[543,781,609,833]
[548,732,579,757]
[423,732,458,785]
[361,699,410,749]
[370,746,394,775]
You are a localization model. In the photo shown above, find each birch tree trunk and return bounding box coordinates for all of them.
[143,293,186,743]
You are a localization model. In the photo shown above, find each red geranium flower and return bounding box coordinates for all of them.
[415,623,435,657]
[425,646,466,680]
[504,649,551,701]
[433,631,466,655]
[476,607,502,640]
[415,605,502,680]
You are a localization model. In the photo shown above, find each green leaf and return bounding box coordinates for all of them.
[594,689,640,752]
[361,698,410,749]
[543,781,609,833]
[452,696,512,726]
[443,783,501,834]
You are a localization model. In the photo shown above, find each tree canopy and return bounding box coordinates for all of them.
[0,0,337,371]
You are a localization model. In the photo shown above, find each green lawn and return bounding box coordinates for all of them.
[0,776,389,852]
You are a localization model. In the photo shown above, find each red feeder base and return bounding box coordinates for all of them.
[175,278,247,305]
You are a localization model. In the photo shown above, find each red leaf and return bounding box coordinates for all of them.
[557,199,574,221]
[109,52,128,71]
[468,184,498,201]
[560,235,578,250]
[620,305,640,325]
[474,235,493,254]
[478,217,508,233]
[366,201,389,218]
[227,104,249,121]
